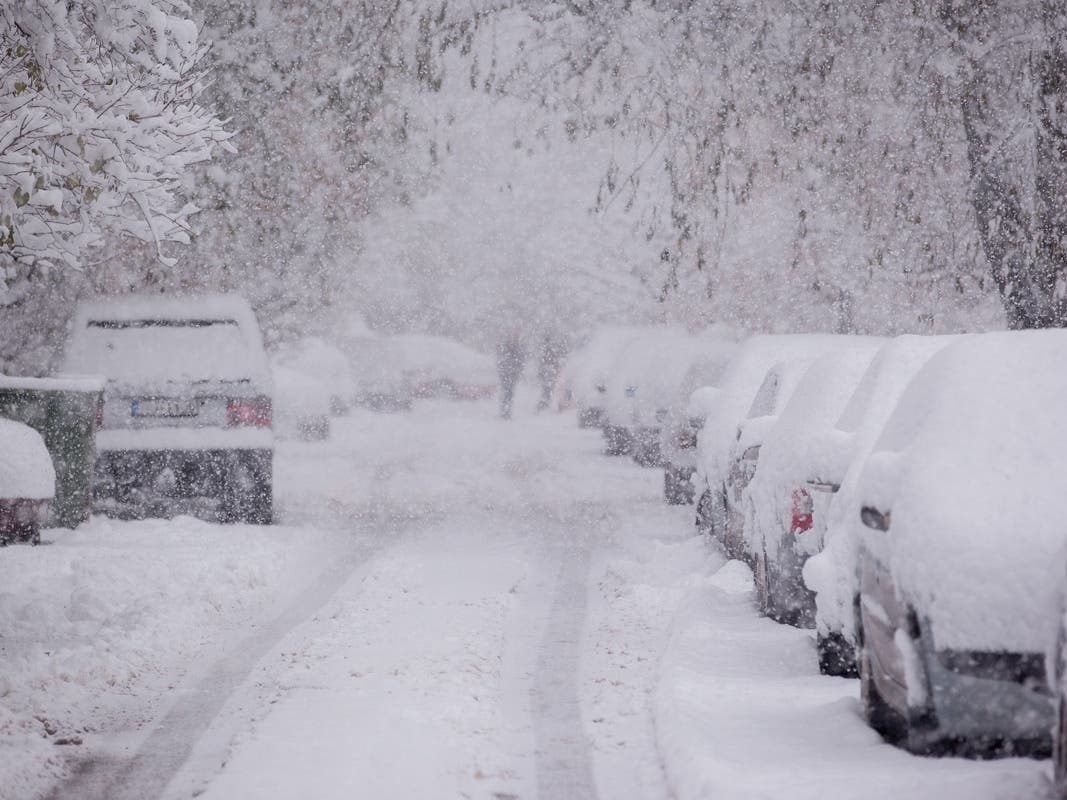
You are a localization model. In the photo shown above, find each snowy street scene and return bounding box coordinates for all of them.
[0,392,1052,799]
[5,2,1067,800]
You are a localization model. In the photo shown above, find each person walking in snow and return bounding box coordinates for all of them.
[496,331,527,419]
[536,330,566,412]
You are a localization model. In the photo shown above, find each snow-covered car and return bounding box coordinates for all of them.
[274,337,358,416]
[271,363,331,441]
[743,341,882,627]
[853,330,1067,756]
[695,334,858,561]
[61,295,274,524]
[629,332,736,471]
[0,418,55,545]
[391,334,497,401]
[801,335,960,676]
[662,385,720,505]
[601,326,693,458]
[563,326,647,429]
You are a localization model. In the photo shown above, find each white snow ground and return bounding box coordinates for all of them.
[0,388,1052,800]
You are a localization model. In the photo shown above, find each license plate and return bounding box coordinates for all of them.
[132,398,200,418]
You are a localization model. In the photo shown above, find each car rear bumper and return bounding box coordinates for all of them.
[93,448,272,520]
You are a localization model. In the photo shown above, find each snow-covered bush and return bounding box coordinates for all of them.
[0,0,231,294]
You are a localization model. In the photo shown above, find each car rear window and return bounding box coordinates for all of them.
[71,318,253,385]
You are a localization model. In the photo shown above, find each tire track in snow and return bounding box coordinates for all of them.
[43,515,407,800]
[531,545,597,800]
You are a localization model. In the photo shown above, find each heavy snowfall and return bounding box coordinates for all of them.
[3,2,1067,800]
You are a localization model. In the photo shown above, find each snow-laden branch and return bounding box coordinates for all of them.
[0,0,232,299]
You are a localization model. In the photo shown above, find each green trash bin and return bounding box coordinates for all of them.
[0,375,104,529]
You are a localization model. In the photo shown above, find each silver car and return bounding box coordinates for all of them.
[62,294,274,523]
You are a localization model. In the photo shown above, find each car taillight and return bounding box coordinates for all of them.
[227,398,272,428]
[790,487,813,534]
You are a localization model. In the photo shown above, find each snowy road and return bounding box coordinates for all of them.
[1,391,1054,799]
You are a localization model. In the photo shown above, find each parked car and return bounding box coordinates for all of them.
[801,335,960,676]
[694,335,854,556]
[630,333,736,470]
[695,334,853,558]
[662,385,719,505]
[271,363,331,442]
[273,336,358,416]
[853,331,1066,757]
[0,418,55,545]
[601,326,693,458]
[743,342,882,627]
[61,294,274,524]
[390,334,497,401]
[563,326,646,429]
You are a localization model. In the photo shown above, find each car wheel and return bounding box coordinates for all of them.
[222,451,273,525]
[691,486,717,541]
[858,612,940,754]
[816,631,858,678]
[664,467,686,505]
[858,623,905,743]
[754,548,772,617]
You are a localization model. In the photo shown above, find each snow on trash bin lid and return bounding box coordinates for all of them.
[0,418,56,500]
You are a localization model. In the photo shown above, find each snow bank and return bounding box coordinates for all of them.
[854,330,1067,652]
[0,418,55,499]
[0,515,343,799]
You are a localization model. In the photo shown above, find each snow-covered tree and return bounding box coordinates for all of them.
[0,0,231,306]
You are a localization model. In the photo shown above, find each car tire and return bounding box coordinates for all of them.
[664,466,691,505]
[816,631,858,678]
[858,623,905,743]
[695,488,716,540]
[754,548,772,617]
[222,451,273,525]
[858,612,940,754]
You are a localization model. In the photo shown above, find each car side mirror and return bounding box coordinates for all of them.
[860,506,891,531]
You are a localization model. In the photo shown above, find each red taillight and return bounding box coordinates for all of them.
[227,398,272,428]
[790,487,813,534]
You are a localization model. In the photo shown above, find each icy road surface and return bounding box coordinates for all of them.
[1,391,1052,799]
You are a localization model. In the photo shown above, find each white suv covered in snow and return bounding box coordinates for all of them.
[62,294,274,523]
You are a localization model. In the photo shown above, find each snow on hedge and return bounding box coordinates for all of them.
[853,330,1067,653]
[0,418,55,500]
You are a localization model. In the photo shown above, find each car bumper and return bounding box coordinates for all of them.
[924,645,1053,748]
[93,448,272,520]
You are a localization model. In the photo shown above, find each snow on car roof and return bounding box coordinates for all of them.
[856,329,1067,653]
[63,294,271,388]
[745,342,882,555]
[804,334,962,639]
[564,325,650,401]
[0,418,55,500]
[0,374,105,393]
[697,334,858,492]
